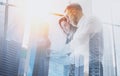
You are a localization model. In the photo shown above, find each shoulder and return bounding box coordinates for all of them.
[87,16,102,25]
[87,16,103,33]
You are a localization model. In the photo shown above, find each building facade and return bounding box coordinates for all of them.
[18,48,27,76]
[89,32,103,76]
[0,40,21,76]
[32,41,50,76]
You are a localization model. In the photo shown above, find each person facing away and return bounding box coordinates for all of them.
[64,3,103,76]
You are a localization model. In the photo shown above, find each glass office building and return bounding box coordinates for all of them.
[0,0,25,76]
[0,40,21,76]
[0,0,120,76]
[18,48,27,76]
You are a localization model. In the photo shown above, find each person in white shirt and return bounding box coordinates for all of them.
[64,3,103,76]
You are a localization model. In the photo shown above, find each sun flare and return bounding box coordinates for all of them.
[21,0,70,48]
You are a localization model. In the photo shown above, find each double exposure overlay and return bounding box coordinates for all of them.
[0,0,120,76]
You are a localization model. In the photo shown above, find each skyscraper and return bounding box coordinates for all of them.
[89,32,103,76]
[0,0,26,75]
[32,41,50,76]
[0,0,5,55]
[32,25,51,76]
[63,55,84,76]
[18,48,27,76]
[27,21,50,76]
[0,15,4,70]
[0,40,21,76]
[75,55,84,76]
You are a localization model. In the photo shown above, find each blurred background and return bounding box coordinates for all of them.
[0,0,120,76]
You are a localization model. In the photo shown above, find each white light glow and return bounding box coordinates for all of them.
[22,0,69,48]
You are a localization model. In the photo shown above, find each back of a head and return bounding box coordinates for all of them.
[65,3,83,25]
[65,3,82,12]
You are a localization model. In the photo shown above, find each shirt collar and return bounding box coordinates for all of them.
[77,15,86,28]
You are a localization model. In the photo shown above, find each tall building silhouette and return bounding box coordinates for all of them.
[0,1,25,75]
[32,40,50,76]
[18,48,27,76]
[27,21,50,76]
[68,55,84,76]
[75,55,84,76]
[0,40,21,76]
[0,0,5,58]
[89,32,103,76]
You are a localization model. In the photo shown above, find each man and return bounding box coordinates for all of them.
[64,3,103,76]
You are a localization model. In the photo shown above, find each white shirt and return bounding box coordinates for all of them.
[69,15,102,73]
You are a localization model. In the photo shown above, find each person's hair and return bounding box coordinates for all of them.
[65,3,83,25]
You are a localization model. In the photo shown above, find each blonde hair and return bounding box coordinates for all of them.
[65,3,83,25]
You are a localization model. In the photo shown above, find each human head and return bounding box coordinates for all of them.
[64,3,83,26]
